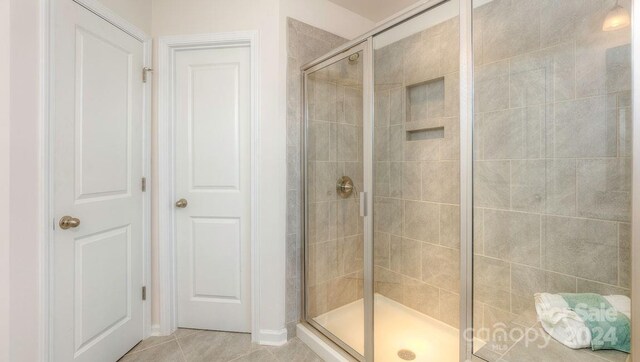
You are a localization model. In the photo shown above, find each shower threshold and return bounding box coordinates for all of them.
[303,294,484,361]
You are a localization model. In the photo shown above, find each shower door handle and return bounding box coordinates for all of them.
[360,192,367,217]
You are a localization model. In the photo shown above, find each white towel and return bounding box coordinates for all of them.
[534,293,631,350]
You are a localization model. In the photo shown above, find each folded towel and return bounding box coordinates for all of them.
[535,293,631,353]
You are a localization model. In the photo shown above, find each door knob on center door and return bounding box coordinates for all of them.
[175,198,188,208]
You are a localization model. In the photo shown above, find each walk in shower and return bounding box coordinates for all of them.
[300,0,635,361]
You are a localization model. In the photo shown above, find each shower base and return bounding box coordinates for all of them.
[304,294,483,362]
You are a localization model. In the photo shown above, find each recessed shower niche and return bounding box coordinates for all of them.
[407,77,445,123]
[405,78,448,142]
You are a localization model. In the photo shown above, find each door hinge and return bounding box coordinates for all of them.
[143,67,153,83]
[141,177,147,192]
[142,286,147,301]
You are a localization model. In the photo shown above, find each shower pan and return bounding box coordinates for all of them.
[300,0,635,361]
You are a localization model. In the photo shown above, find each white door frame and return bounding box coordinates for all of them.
[157,32,260,340]
[40,0,153,360]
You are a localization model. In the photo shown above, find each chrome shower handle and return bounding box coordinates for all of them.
[336,176,355,198]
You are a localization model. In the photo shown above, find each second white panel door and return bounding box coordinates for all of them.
[175,45,252,332]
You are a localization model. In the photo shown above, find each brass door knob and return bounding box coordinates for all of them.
[175,198,188,208]
[59,216,81,230]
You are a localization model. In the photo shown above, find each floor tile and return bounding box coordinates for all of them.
[119,340,184,362]
[174,328,201,339]
[269,339,323,362]
[121,332,323,362]
[230,349,278,362]
[128,335,176,354]
[177,331,258,362]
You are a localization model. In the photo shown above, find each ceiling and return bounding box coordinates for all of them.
[327,0,424,22]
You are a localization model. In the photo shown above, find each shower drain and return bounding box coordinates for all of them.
[397,349,416,361]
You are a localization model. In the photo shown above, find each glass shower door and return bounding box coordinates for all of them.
[372,1,462,361]
[304,46,367,359]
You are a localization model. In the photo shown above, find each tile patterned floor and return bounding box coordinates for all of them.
[119,329,323,362]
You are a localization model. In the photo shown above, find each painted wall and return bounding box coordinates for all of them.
[9,0,41,360]
[0,0,10,360]
[100,0,153,33]
[280,0,373,40]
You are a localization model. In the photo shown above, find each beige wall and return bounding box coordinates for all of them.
[280,0,373,40]
[100,0,153,33]
[0,0,10,360]
[9,0,41,360]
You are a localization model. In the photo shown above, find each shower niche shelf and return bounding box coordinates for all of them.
[405,76,446,141]
[406,76,445,124]
[406,126,444,141]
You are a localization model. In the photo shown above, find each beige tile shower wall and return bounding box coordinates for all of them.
[471,0,633,348]
[285,19,347,338]
[373,15,462,328]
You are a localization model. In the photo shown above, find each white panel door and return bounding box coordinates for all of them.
[53,2,144,361]
[175,46,252,332]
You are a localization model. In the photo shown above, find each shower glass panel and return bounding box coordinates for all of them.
[471,0,632,361]
[304,48,365,358]
[372,1,461,361]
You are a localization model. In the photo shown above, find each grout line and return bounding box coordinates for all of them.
[265,346,282,362]
[174,337,187,362]
[126,337,177,355]
[227,348,262,362]
[477,204,625,224]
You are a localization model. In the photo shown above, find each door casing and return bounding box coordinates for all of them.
[156,32,261,342]
[41,0,153,360]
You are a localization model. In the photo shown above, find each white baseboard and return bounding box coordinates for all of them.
[150,324,163,336]
[257,328,288,346]
[297,324,351,362]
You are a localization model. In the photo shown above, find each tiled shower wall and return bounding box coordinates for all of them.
[285,19,347,337]
[372,0,632,337]
[471,0,632,350]
[372,16,462,328]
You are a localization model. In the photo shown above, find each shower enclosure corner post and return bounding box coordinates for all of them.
[459,0,474,361]
[362,36,375,362]
[631,0,640,357]
[300,69,308,333]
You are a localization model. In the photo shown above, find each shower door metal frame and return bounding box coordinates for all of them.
[301,40,372,362]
